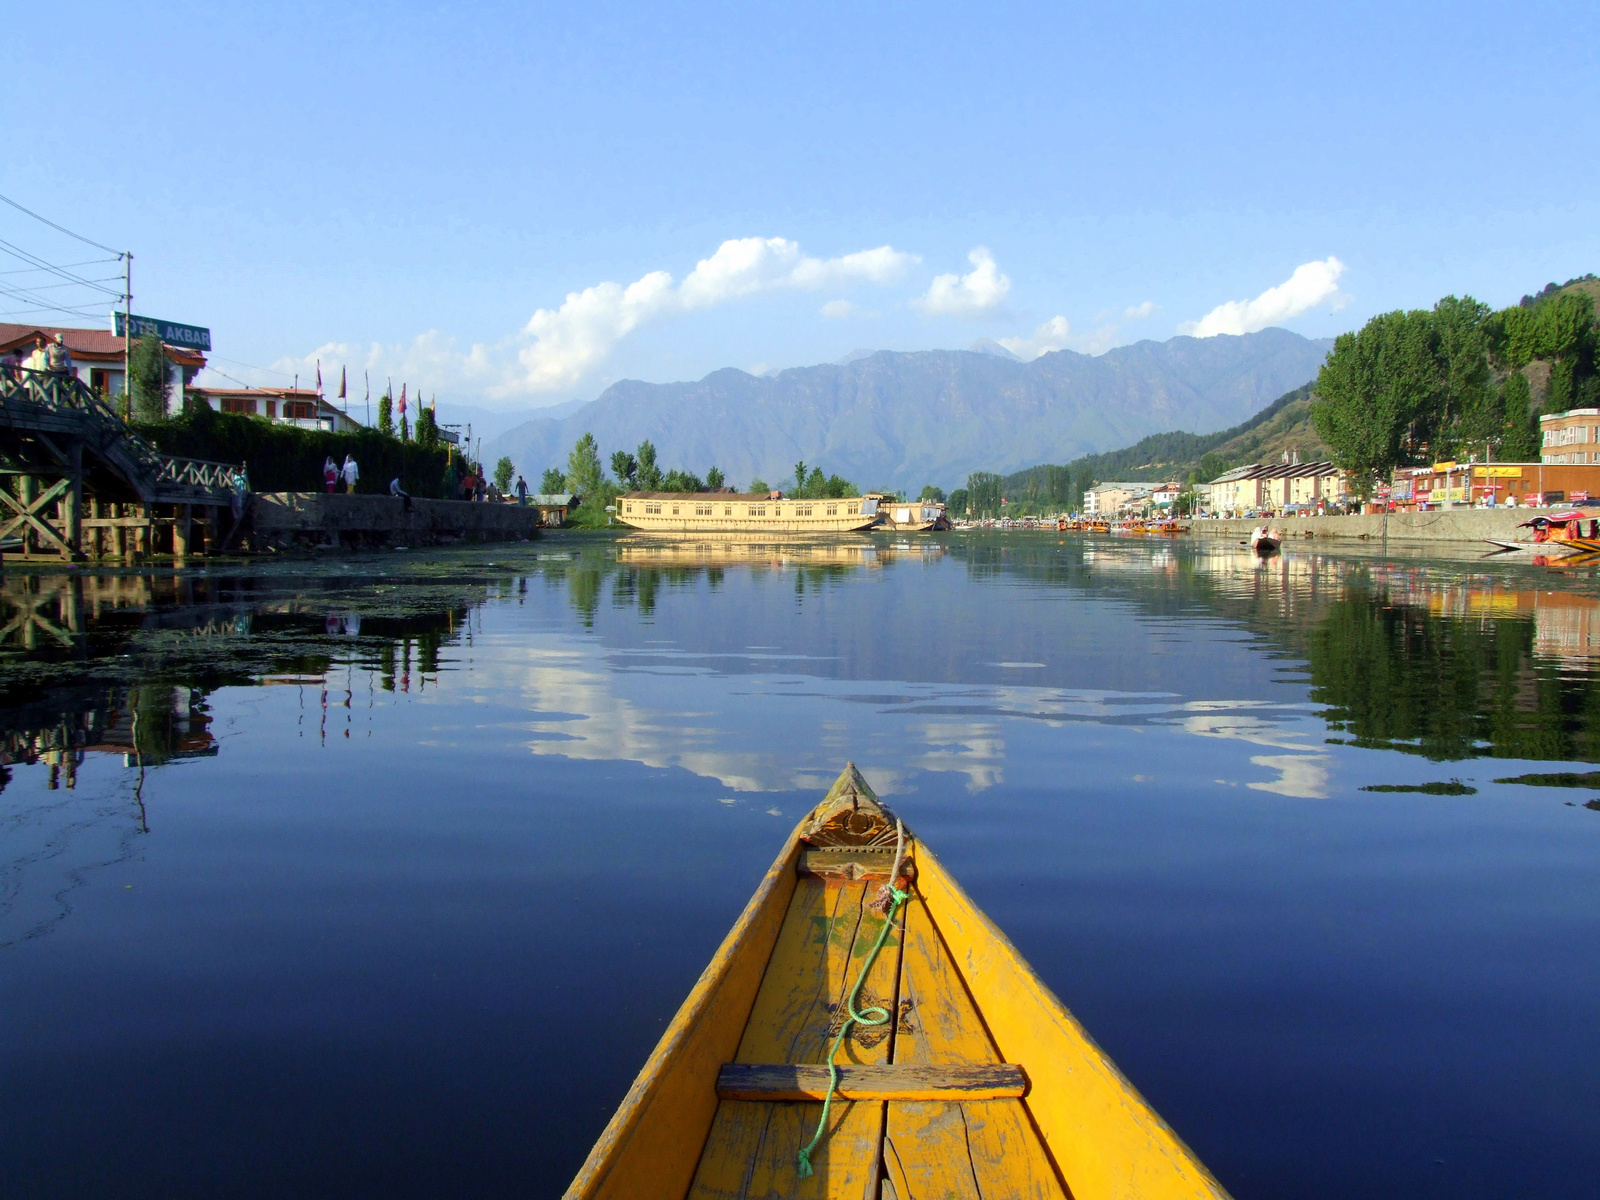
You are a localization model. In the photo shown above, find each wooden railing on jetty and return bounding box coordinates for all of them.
[0,369,244,562]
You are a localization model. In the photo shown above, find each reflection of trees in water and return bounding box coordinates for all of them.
[1308,593,1600,762]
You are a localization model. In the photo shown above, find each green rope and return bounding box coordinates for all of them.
[796,883,908,1179]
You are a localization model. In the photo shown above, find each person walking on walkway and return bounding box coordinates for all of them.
[342,454,359,494]
[323,457,338,492]
[515,474,529,506]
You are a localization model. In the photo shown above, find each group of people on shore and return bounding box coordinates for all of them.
[2,333,74,382]
[322,455,359,493]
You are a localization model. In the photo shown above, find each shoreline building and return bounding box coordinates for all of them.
[1083,482,1151,517]
[1540,408,1600,465]
[1200,461,1347,516]
[188,386,363,433]
[0,322,204,411]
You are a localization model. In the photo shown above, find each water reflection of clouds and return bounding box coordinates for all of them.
[1173,704,1329,798]
[479,632,1318,798]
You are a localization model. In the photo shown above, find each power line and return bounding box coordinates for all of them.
[0,257,121,277]
[0,239,124,297]
[0,191,124,256]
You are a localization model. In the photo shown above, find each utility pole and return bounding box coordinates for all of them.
[123,252,133,420]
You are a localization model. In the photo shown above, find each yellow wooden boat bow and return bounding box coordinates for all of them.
[565,764,1232,1199]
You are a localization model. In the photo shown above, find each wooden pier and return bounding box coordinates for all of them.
[1,370,241,562]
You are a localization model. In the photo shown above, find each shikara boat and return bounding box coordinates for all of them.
[1485,512,1600,557]
[566,764,1230,1200]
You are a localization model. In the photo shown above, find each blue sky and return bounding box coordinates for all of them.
[6,1,1597,418]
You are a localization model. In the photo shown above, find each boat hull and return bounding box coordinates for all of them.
[616,491,880,534]
[1485,538,1598,556]
[565,766,1231,1200]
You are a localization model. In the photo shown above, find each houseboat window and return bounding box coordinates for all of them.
[724,505,733,516]
[826,504,837,515]
[846,503,859,515]
[672,505,680,515]
[645,502,662,514]
[695,503,712,516]
[796,505,812,516]
[624,503,633,513]
[773,506,782,517]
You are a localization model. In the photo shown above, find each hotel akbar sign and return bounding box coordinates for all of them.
[112,312,211,351]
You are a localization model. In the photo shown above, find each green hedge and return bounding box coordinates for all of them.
[135,406,456,497]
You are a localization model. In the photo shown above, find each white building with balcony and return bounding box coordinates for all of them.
[188,387,365,433]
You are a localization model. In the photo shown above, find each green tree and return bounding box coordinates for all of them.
[610,450,638,488]
[1499,371,1539,461]
[803,467,826,497]
[793,461,808,495]
[399,414,409,441]
[1312,309,1440,492]
[414,405,440,449]
[947,487,970,515]
[493,456,515,492]
[129,333,171,421]
[377,393,394,436]
[1197,450,1230,482]
[823,474,854,498]
[567,432,606,499]
[966,471,1003,516]
[661,468,704,492]
[706,465,725,489]
[918,484,946,503]
[1432,295,1493,456]
[541,467,567,494]
[635,439,662,490]
[748,476,769,495]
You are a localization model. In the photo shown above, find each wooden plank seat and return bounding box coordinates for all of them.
[715,1062,1028,1102]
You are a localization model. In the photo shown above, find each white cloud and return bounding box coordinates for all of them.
[226,237,919,402]
[912,247,1011,316]
[1180,257,1347,337]
[513,237,917,393]
[1124,300,1160,320]
[998,316,1073,360]
[997,314,1124,359]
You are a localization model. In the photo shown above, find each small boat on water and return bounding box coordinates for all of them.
[566,764,1230,1200]
[1485,512,1600,557]
[1249,525,1282,555]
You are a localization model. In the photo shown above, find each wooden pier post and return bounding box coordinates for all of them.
[174,503,192,558]
[18,475,35,554]
[63,443,82,561]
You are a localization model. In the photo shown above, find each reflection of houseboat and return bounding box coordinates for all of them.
[616,492,880,533]
[867,494,951,531]
[615,536,879,567]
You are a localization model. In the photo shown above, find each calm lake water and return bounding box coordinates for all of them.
[3,532,1598,1199]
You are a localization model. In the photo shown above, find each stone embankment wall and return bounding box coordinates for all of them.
[250,493,544,549]
[1192,509,1540,544]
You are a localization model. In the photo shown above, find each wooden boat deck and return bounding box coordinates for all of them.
[566,765,1230,1200]
[687,866,1065,1197]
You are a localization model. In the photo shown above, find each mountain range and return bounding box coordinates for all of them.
[486,328,1334,492]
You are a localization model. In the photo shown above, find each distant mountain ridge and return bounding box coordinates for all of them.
[487,328,1334,492]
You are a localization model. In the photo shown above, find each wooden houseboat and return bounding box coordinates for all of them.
[617,492,881,534]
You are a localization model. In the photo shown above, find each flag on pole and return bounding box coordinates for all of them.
[339,367,346,399]
[315,360,323,396]
[399,384,407,415]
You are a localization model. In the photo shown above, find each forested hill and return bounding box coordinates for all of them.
[978,383,1320,514]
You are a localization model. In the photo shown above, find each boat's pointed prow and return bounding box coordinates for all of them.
[567,763,1232,1200]
[800,762,903,849]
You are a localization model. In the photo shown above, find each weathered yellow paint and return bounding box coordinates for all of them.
[914,844,1233,1200]
[561,820,804,1200]
[886,890,1067,1199]
[686,878,905,1198]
